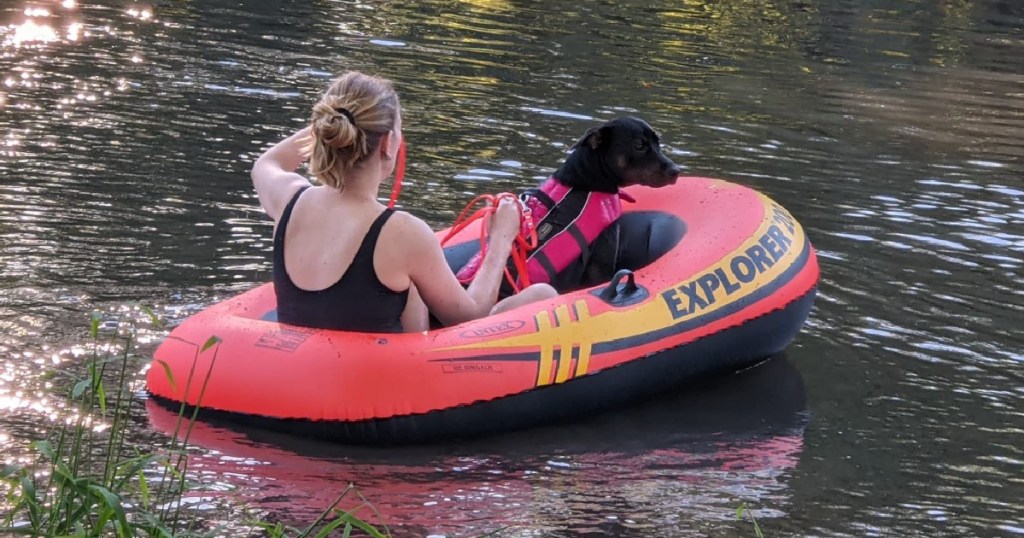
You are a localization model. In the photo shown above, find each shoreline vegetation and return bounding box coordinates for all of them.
[1,308,767,537]
[1,308,390,538]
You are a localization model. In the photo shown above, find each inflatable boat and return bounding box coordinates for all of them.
[146,177,819,444]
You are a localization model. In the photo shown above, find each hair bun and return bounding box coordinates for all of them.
[311,101,359,149]
[334,107,356,125]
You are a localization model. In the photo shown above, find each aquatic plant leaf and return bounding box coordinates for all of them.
[19,473,36,501]
[247,520,286,538]
[735,502,765,538]
[18,473,41,527]
[52,460,80,491]
[1,464,22,479]
[72,379,90,399]
[312,516,356,538]
[90,312,101,339]
[201,335,221,352]
[134,511,173,538]
[138,468,150,510]
[29,440,54,461]
[112,452,163,499]
[338,515,388,538]
[88,484,130,537]
[156,360,178,393]
[141,305,164,329]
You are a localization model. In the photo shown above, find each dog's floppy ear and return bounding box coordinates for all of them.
[571,126,608,151]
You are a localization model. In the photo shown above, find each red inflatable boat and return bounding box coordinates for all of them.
[146,177,819,443]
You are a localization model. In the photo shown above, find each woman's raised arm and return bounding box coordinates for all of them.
[251,128,313,222]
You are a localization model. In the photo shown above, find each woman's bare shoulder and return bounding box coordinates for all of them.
[385,210,435,238]
[376,210,447,277]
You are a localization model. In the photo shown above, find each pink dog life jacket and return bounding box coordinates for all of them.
[455,178,634,287]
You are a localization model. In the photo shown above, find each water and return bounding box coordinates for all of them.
[2,0,1022,536]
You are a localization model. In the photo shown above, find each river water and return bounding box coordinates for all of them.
[1,0,1022,536]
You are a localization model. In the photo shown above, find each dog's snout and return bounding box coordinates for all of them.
[663,160,681,182]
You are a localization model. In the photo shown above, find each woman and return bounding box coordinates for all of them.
[251,71,556,333]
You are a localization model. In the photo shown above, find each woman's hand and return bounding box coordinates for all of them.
[488,197,521,243]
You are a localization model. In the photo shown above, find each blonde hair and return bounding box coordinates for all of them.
[305,71,400,190]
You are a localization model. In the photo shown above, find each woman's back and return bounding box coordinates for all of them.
[273,186,409,332]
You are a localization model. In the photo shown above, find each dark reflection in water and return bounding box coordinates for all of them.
[2,0,1023,536]
[145,357,807,537]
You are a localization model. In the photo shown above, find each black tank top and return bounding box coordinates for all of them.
[273,187,408,333]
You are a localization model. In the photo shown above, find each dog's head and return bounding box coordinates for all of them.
[562,117,681,191]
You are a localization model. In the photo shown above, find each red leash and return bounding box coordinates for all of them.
[440,192,538,293]
[386,139,406,209]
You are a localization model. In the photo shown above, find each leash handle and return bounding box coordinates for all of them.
[510,195,538,290]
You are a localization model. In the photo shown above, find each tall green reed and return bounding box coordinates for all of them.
[736,502,766,538]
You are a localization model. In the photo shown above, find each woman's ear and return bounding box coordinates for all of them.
[380,131,393,160]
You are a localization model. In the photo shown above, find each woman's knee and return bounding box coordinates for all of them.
[490,283,558,316]
[526,283,558,300]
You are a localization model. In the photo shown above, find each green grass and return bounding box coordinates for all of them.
[736,502,765,538]
[0,307,392,537]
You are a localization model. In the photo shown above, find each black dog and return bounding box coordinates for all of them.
[513,117,681,294]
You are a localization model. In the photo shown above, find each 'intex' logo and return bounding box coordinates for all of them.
[459,320,526,339]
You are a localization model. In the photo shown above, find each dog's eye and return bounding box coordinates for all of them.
[634,142,648,152]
